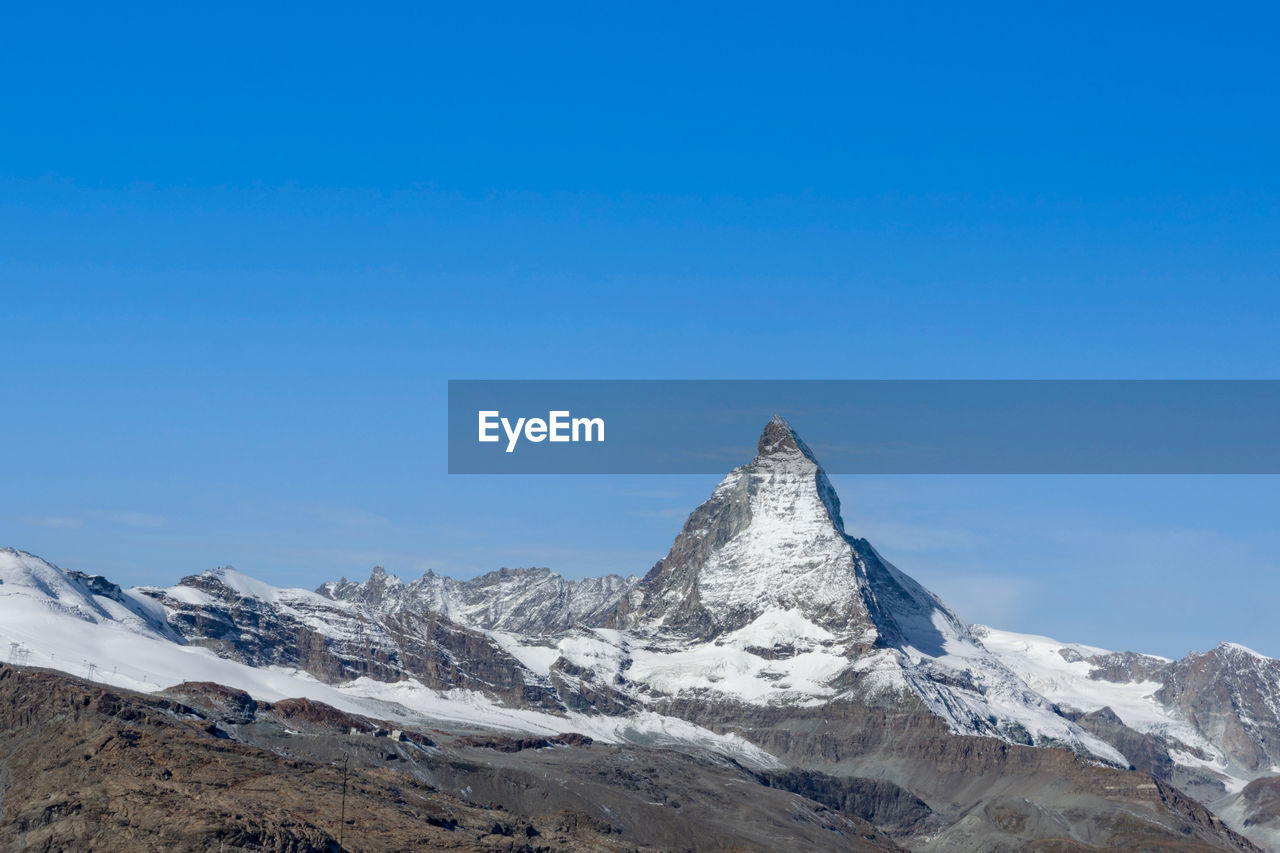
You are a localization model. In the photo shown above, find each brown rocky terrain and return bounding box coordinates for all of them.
[0,665,901,852]
[0,666,628,852]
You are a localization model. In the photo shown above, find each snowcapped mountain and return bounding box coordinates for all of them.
[978,625,1280,796]
[2,417,1278,850]
[0,547,178,643]
[1159,643,1280,776]
[481,415,1124,763]
[318,565,639,634]
[141,563,567,707]
[0,549,776,767]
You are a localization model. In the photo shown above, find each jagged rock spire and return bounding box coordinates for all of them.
[636,418,870,639]
[632,418,973,652]
[757,414,821,464]
[757,414,800,455]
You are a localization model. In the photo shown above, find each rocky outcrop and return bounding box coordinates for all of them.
[755,768,934,836]
[1065,705,1177,779]
[1079,649,1173,684]
[456,732,593,752]
[1157,644,1280,773]
[1230,776,1280,850]
[143,567,566,710]
[319,564,638,635]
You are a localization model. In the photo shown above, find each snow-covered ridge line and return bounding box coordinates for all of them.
[318,563,641,635]
[975,624,1280,794]
[0,547,779,769]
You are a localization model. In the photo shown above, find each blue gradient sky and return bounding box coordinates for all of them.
[2,3,1278,658]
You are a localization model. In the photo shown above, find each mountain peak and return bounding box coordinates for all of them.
[635,417,879,639]
[363,565,402,585]
[756,414,824,467]
[757,414,799,456]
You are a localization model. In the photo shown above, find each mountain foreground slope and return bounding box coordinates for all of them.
[1,418,1275,850]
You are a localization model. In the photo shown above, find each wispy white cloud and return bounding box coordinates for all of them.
[927,573,1032,628]
[281,504,391,533]
[93,510,166,529]
[14,514,83,529]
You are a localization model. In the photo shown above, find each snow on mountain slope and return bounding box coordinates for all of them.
[632,416,874,639]
[974,626,1172,727]
[617,418,1127,765]
[974,625,1249,791]
[0,549,776,768]
[491,610,854,706]
[675,451,869,634]
[977,625,1280,786]
[319,565,638,634]
[154,565,382,643]
[0,548,176,641]
[481,612,1126,767]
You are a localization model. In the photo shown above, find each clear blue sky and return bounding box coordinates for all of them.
[2,3,1278,658]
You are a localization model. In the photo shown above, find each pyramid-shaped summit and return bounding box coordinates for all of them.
[631,417,957,651]
[757,414,813,457]
[618,418,1128,762]
[756,415,834,473]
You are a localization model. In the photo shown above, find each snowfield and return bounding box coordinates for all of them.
[976,625,1247,791]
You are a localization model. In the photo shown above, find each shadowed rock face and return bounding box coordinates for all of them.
[650,696,1257,852]
[759,412,809,456]
[1241,775,1280,824]
[1193,776,1280,853]
[1065,706,1177,779]
[1059,705,1233,802]
[754,768,935,836]
[1057,704,1240,802]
